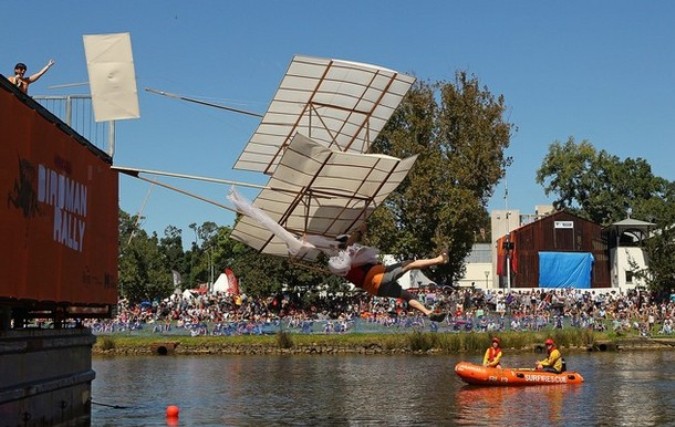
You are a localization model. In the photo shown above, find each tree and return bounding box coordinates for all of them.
[226,244,335,297]
[630,180,675,298]
[177,221,330,297]
[369,73,513,284]
[536,138,675,296]
[536,137,668,225]
[186,221,219,287]
[118,209,173,303]
[159,225,186,286]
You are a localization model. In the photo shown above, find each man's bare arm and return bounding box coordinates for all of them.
[27,59,55,83]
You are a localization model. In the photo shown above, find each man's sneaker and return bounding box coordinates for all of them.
[429,312,447,322]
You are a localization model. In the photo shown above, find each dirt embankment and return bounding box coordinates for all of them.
[93,337,674,357]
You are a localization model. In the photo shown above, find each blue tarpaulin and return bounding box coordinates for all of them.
[539,252,594,288]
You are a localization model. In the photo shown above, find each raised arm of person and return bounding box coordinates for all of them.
[26,59,55,83]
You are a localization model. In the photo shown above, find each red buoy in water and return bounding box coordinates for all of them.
[166,405,180,418]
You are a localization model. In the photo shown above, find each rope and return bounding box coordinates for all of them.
[91,401,131,409]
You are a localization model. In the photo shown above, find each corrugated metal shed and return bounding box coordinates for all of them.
[505,211,610,288]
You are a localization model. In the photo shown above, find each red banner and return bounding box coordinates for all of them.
[225,268,239,295]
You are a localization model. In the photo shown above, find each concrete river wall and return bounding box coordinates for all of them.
[0,328,96,426]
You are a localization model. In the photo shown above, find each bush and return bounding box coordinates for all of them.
[98,336,116,351]
[407,331,438,352]
[276,331,294,349]
[461,332,484,353]
[438,334,462,353]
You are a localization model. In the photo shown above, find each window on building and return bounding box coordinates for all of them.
[625,271,634,284]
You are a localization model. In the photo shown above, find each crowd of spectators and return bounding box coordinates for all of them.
[86,286,675,337]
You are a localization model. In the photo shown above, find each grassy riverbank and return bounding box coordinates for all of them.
[93,328,673,356]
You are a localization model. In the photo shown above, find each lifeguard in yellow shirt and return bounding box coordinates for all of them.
[536,338,563,373]
[483,336,503,368]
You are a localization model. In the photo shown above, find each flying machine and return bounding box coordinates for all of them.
[116,55,417,261]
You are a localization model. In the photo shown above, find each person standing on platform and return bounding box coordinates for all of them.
[7,60,55,94]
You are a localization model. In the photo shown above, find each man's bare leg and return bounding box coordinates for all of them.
[408,299,432,316]
[401,251,448,273]
[402,251,449,322]
[409,298,447,322]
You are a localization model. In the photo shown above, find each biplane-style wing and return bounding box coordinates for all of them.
[233,55,416,175]
[117,55,417,263]
[230,133,417,261]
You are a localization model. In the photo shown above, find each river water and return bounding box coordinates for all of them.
[91,350,674,426]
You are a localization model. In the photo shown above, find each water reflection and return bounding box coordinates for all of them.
[586,352,674,427]
[455,384,582,426]
[92,351,674,426]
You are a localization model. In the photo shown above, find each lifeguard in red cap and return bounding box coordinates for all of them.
[483,336,503,368]
[536,338,564,373]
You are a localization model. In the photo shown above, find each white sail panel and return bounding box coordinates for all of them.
[83,33,140,122]
[233,55,415,175]
[230,134,417,260]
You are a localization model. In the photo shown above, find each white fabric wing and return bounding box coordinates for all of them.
[228,187,309,256]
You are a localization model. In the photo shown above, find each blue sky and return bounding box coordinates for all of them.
[4,1,674,247]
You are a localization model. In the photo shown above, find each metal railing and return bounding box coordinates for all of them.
[33,94,115,156]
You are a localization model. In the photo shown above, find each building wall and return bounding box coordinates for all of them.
[505,211,611,288]
[610,247,648,290]
[0,329,96,426]
[457,262,493,288]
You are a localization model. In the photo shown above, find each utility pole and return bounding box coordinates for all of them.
[505,215,511,291]
[504,178,512,291]
[206,249,213,293]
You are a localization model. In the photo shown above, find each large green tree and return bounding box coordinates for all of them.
[118,210,173,302]
[368,73,513,284]
[186,221,220,286]
[536,138,675,296]
[536,137,669,225]
[158,225,186,286]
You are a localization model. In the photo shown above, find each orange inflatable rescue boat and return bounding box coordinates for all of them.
[454,362,584,386]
